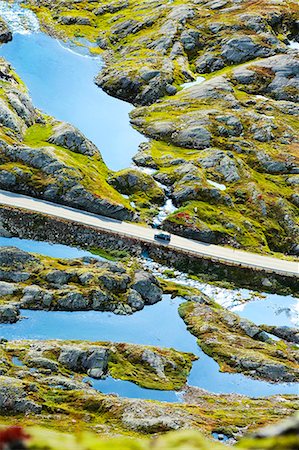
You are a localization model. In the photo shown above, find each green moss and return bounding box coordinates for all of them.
[178,301,299,382]
[108,343,196,390]
[89,247,130,261]
[23,123,53,146]
[108,168,165,207]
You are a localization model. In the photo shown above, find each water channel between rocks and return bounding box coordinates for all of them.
[0,1,298,403]
[0,1,144,170]
[0,237,298,401]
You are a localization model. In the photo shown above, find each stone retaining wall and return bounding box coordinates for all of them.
[0,205,298,295]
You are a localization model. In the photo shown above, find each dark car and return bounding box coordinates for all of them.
[154,232,171,243]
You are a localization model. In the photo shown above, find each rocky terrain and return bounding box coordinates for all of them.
[1,245,298,384]
[24,0,299,105]
[0,1,298,448]
[18,0,299,255]
[14,413,299,449]
[0,339,196,390]
[179,296,299,382]
[0,58,136,220]
[0,335,297,439]
[0,246,163,320]
[131,53,299,253]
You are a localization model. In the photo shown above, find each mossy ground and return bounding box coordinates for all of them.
[2,425,297,450]
[178,300,299,382]
[0,59,132,214]
[130,70,299,254]
[20,0,299,255]
[4,339,195,391]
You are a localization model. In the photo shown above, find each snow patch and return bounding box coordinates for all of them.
[289,40,299,51]
[207,179,226,191]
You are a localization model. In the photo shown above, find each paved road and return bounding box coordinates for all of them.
[0,190,298,277]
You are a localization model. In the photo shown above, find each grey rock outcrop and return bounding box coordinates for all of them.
[132,271,163,305]
[58,345,109,378]
[0,305,20,323]
[0,376,41,414]
[0,18,12,43]
[261,325,299,344]
[142,349,166,379]
[0,99,22,134]
[45,270,71,286]
[21,286,53,309]
[221,35,275,64]
[48,122,99,156]
[57,291,90,310]
[0,281,18,296]
[127,289,145,311]
[0,246,37,269]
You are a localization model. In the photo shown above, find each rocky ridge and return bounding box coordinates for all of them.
[179,296,299,383]
[0,246,163,320]
[0,334,297,440]
[0,339,195,390]
[0,58,134,221]
[24,0,299,106]
[20,0,299,255]
[131,53,299,253]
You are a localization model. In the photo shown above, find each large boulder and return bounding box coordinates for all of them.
[142,349,166,379]
[98,273,131,293]
[0,305,20,324]
[0,376,41,414]
[91,289,114,311]
[0,247,36,269]
[0,99,22,134]
[82,348,109,379]
[108,169,165,205]
[48,122,100,156]
[127,289,145,311]
[0,281,18,296]
[57,292,90,311]
[58,346,86,372]
[45,270,71,286]
[58,345,109,378]
[0,18,12,43]
[21,285,53,309]
[132,271,162,305]
[198,149,242,182]
[221,35,274,64]
[7,90,37,126]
